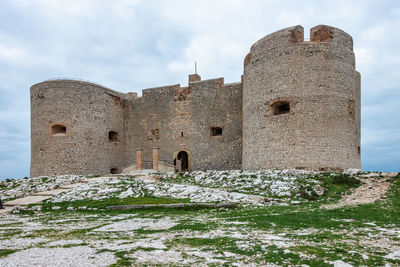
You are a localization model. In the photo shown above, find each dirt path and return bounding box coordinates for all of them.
[323,173,396,209]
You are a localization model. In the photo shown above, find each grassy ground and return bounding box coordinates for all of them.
[0,173,399,266]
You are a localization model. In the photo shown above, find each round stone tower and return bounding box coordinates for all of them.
[30,80,126,177]
[242,25,361,171]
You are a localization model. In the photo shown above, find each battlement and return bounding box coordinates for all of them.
[250,25,353,56]
[132,75,241,101]
[309,25,353,49]
[140,84,180,98]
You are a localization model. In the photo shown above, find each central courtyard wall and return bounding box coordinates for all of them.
[124,77,243,170]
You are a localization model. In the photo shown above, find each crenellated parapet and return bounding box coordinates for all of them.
[248,25,353,55]
[130,76,238,104]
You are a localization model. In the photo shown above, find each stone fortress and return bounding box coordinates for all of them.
[30,25,361,177]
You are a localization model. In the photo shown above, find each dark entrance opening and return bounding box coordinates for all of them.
[110,168,119,174]
[177,151,189,171]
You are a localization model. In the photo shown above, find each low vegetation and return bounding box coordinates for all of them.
[0,171,399,266]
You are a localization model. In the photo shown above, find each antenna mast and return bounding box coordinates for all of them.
[195,61,197,74]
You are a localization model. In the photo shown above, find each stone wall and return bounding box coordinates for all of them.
[189,78,242,170]
[124,84,182,169]
[124,77,243,171]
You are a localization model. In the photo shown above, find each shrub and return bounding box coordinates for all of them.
[298,185,320,201]
[331,174,360,186]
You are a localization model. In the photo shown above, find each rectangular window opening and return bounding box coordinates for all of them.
[210,127,223,137]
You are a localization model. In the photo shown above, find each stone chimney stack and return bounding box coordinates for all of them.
[188,74,201,83]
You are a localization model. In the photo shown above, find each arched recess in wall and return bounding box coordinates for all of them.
[110,167,120,174]
[48,122,70,137]
[173,149,191,172]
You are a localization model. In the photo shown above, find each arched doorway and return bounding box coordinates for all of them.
[110,168,119,174]
[176,151,189,172]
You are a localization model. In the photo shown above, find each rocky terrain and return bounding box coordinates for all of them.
[0,170,399,266]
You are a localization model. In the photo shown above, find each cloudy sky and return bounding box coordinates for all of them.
[0,0,399,179]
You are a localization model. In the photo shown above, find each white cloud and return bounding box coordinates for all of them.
[168,33,247,80]
[0,43,26,63]
[361,25,386,41]
[111,0,141,19]
[11,0,97,18]
[361,127,396,146]
[276,7,315,28]
[354,46,374,73]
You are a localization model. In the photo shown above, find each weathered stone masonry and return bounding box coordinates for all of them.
[30,25,361,177]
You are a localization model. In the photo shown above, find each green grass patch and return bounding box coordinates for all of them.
[66,226,104,237]
[133,229,169,235]
[221,175,400,231]
[110,250,133,267]
[0,222,23,227]
[133,247,159,252]
[222,201,399,231]
[39,196,191,211]
[23,228,60,238]
[0,249,18,258]
[171,221,216,232]
[298,172,362,201]
[292,244,390,266]
[0,229,22,238]
[61,243,88,248]
[86,175,102,178]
